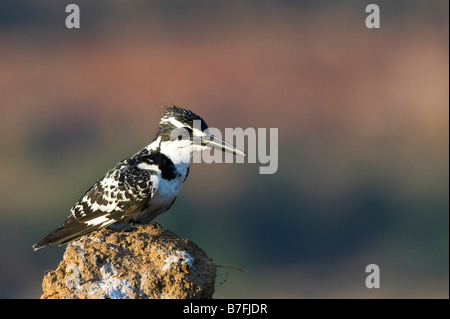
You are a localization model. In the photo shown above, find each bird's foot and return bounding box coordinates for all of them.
[128,221,146,230]
[109,222,137,232]
[109,221,162,232]
[129,221,163,231]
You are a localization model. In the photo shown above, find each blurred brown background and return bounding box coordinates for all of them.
[0,0,448,298]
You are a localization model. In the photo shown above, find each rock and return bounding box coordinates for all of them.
[41,223,216,299]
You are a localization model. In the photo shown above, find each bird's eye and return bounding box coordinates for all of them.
[170,127,191,141]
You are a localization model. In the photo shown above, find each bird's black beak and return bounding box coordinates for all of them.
[201,133,247,157]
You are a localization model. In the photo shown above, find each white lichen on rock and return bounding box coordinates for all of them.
[87,264,133,299]
[163,249,194,271]
[65,264,81,289]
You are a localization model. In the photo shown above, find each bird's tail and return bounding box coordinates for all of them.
[32,216,101,251]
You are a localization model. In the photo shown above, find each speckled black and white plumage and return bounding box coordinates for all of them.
[33,106,207,250]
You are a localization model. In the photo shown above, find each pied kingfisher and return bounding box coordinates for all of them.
[33,106,246,250]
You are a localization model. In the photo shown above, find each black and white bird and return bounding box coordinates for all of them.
[33,106,246,250]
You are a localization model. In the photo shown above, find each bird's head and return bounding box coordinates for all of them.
[156,106,246,164]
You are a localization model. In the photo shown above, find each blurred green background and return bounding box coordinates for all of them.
[0,0,448,298]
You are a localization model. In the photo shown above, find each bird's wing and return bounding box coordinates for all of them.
[72,164,155,224]
[33,160,157,250]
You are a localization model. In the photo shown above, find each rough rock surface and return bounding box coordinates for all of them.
[41,223,216,299]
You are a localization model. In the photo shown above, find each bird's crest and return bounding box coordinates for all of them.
[160,106,208,131]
